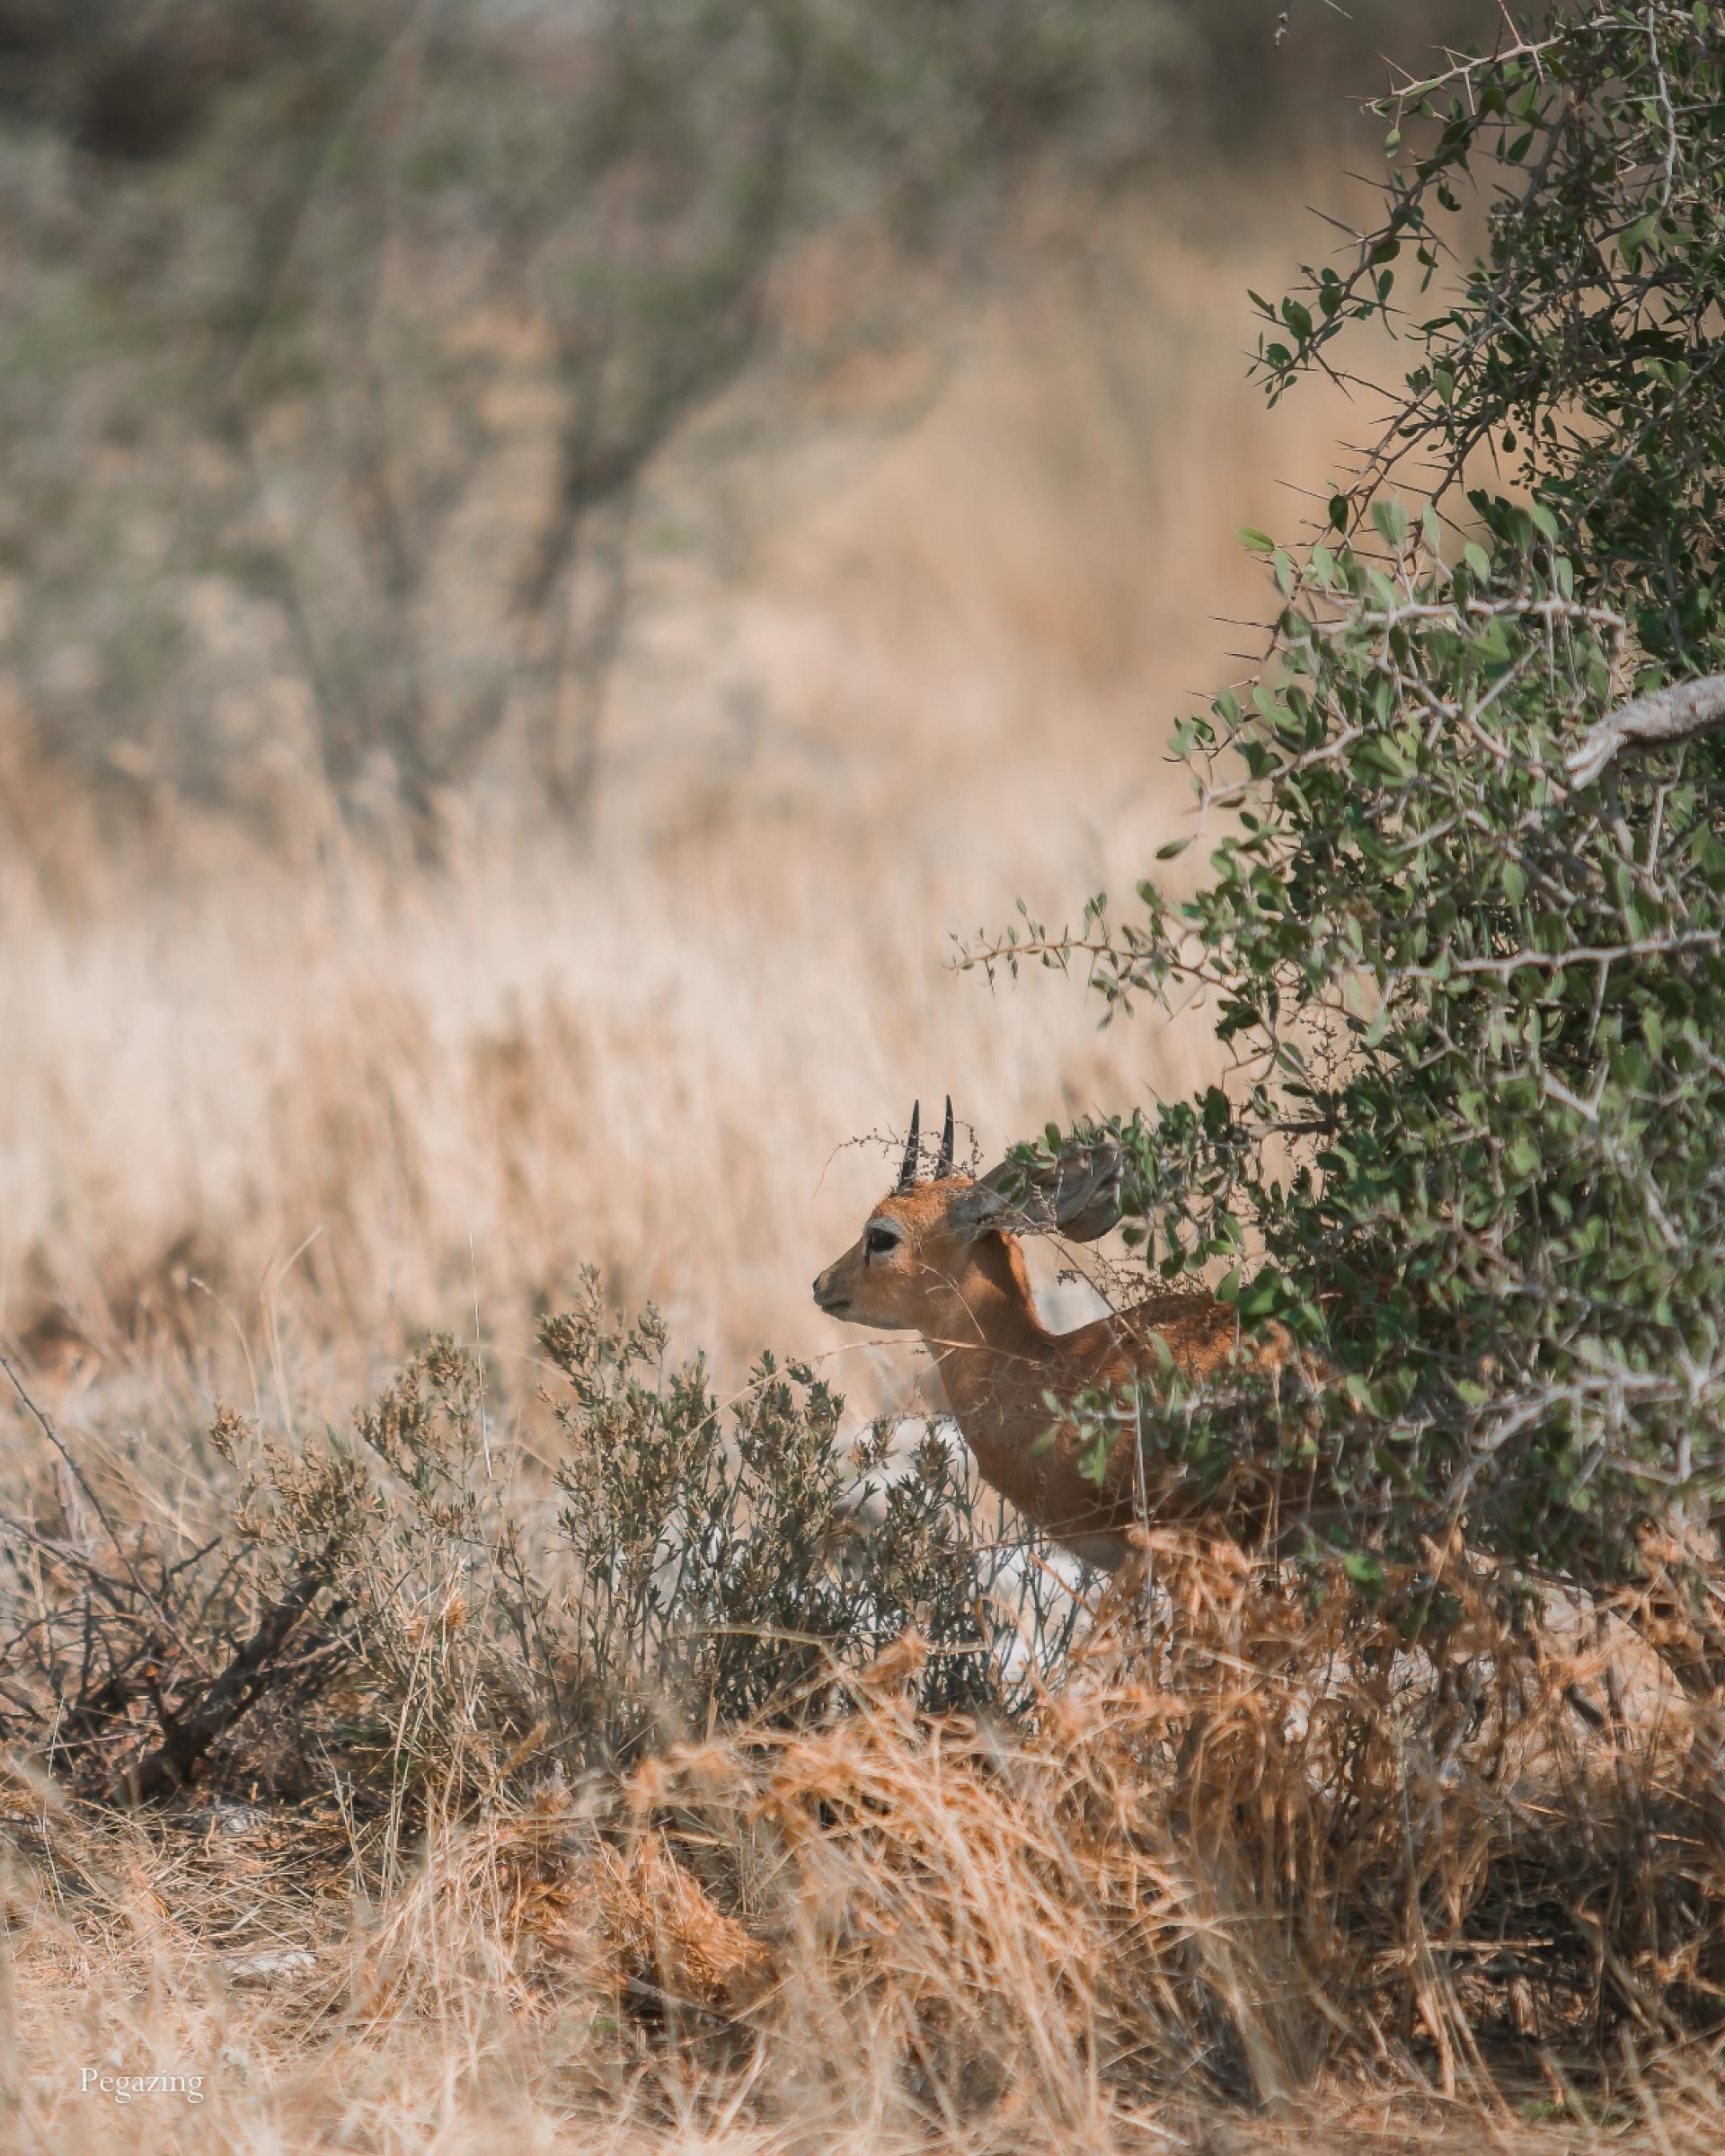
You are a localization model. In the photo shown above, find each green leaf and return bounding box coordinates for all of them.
[1619,211,1659,270]
[1238,526,1276,553]
[1342,1551,1384,1590]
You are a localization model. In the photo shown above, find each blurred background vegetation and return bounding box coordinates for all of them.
[0,0,1495,850]
[0,0,1498,1392]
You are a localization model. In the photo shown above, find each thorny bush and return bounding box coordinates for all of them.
[964,4,1725,1641]
[541,1268,1013,1761]
[0,1277,1019,1807]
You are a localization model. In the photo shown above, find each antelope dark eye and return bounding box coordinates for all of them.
[865,1225,899,1259]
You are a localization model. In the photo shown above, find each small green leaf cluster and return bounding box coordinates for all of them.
[1254,4,1725,681]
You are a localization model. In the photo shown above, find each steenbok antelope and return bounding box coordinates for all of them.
[813,1099,1301,1571]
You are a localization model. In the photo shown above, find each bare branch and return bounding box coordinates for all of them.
[121,1563,340,1803]
[1565,671,1725,787]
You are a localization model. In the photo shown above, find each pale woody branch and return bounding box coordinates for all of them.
[1566,671,1725,787]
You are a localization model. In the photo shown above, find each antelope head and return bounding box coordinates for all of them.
[811,1098,1124,1339]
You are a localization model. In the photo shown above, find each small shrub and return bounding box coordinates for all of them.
[541,1268,1000,1762]
[7,1275,1048,1815]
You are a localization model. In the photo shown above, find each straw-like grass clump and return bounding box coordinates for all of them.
[5,1296,1725,2152]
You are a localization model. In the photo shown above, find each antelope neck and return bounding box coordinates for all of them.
[916,1232,1056,1394]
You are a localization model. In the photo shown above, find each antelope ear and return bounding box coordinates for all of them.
[948,1177,1014,1237]
[955,1137,1124,1242]
[1046,1137,1125,1242]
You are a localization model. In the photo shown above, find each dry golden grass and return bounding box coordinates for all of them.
[5,192,1724,2153]
[3,198,1313,1407]
[7,1538,1725,2155]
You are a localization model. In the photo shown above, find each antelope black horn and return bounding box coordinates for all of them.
[898,1100,922,1192]
[935,1095,955,1179]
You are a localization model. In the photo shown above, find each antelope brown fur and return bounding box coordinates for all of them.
[813,1100,1296,1571]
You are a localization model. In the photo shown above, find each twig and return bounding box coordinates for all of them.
[1645,3,1679,205]
[0,1348,163,1617]
[121,1564,341,1803]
